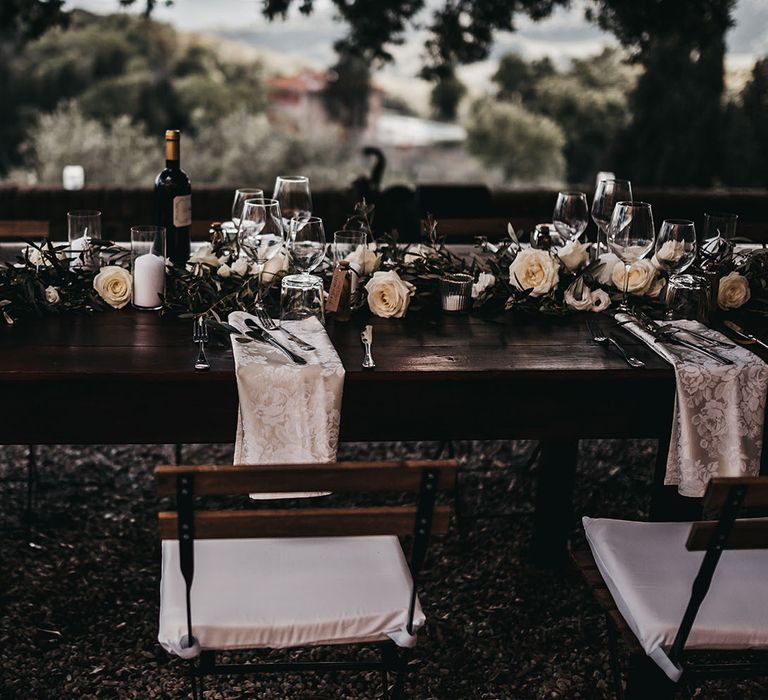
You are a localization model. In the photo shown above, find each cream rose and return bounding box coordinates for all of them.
[472,272,496,299]
[403,244,435,266]
[25,246,67,268]
[717,272,751,310]
[188,244,220,269]
[217,263,231,278]
[653,240,686,269]
[595,253,620,286]
[93,265,132,309]
[590,288,611,312]
[509,248,559,297]
[345,244,381,274]
[564,280,593,311]
[557,240,590,272]
[365,270,415,318]
[611,258,657,295]
[261,247,290,286]
[231,258,250,276]
[44,285,60,304]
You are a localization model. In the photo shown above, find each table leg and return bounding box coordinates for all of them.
[532,439,578,567]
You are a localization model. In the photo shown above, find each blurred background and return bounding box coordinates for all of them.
[1,0,766,191]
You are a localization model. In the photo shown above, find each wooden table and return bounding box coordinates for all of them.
[0,310,676,563]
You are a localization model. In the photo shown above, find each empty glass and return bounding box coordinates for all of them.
[231,188,263,230]
[666,274,711,323]
[655,219,697,275]
[607,201,655,312]
[288,215,326,284]
[553,191,588,242]
[67,209,101,268]
[592,179,632,259]
[281,274,325,325]
[701,212,738,269]
[273,175,312,230]
[238,198,285,310]
[333,230,367,264]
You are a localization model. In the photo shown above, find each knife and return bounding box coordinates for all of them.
[244,317,315,352]
[723,320,768,352]
[361,324,375,369]
[244,325,307,365]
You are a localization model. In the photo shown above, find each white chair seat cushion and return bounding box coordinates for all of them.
[158,535,424,658]
[583,517,768,681]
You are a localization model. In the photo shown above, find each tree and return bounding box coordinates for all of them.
[430,68,467,121]
[587,0,737,186]
[493,53,555,102]
[465,98,565,183]
[323,51,371,130]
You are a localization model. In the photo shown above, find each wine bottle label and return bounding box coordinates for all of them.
[326,267,350,313]
[173,195,192,227]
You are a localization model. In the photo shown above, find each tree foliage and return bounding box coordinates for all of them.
[430,68,467,121]
[322,51,371,130]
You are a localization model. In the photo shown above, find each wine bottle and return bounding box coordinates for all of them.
[155,129,191,265]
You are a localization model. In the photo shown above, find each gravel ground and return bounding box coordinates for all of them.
[1,440,765,699]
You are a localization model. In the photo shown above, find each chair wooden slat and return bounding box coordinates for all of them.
[686,518,768,551]
[155,460,458,496]
[158,504,451,539]
[702,477,768,514]
[0,220,50,239]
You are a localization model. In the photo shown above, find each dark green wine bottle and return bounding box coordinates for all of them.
[155,129,191,265]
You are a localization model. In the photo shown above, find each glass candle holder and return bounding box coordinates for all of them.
[131,226,166,311]
[280,273,325,325]
[665,273,711,323]
[440,273,473,313]
[68,209,101,268]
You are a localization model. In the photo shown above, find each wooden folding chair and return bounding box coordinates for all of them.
[155,459,457,698]
[574,476,768,699]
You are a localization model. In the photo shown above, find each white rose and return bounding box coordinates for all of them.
[509,248,559,297]
[557,240,590,272]
[44,285,60,304]
[718,272,751,310]
[471,272,496,299]
[231,258,250,276]
[590,288,611,312]
[345,245,381,274]
[403,244,435,266]
[653,240,685,269]
[261,247,289,286]
[564,280,593,311]
[365,270,415,318]
[217,263,231,278]
[595,253,620,286]
[25,246,66,268]
[188,244,220,269]
[93,265,132,309]
[611,258,657,295]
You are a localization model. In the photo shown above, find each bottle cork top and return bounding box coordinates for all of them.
[339,260,351,269]
[165,130,180,140]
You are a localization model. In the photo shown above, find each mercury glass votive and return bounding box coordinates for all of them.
[440,273,473,313]
[131,226,166,311]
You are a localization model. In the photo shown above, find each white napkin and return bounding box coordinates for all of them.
[616,314,768,497]
[229,311,345,497]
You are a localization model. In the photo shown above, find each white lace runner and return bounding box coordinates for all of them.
[229,312,345,495]
[617,315,768,497]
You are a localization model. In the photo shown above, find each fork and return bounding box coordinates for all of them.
[193,318,210,371]
[587,319,645,368]
[251,307,315,351]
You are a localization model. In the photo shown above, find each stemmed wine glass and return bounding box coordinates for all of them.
[238,198,285,310]
[592,179,632,260]
[288,215,326,284]
[231,188,263,230]
[273,175,312,231]
[607,201,655,312]
[553,191,588,243]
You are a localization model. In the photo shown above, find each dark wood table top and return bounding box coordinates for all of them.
[0,310,675,444]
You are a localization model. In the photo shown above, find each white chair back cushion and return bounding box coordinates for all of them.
[159,535,424,658]
[584,517,768,681]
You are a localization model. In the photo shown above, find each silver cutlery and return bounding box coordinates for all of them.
[724,320,768,352]
[663,325,734,349]
[587,319,645,368]
[192,318,210,371]
[245,321,307,365]
[250,309,316,352]
[361,324,375,369]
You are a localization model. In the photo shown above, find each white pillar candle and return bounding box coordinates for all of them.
[442,294,467,311]
[132,253,165,309]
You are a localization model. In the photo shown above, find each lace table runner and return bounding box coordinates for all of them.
[616,315,768,497]
[229,311,345,495]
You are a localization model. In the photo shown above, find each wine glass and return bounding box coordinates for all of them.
[238,198,285,310]
[607,201,655,312]
[655,220,697,319]
[273,175,312,230]
[288,215,326,284]
[553,191,588,242]
[231,188,263,230]
[592,179,632,259]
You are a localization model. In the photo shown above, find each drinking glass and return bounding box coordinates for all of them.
[592,179,632,259]
[68,209,101,268]
[703,212,738,242]
[701,212,738,269]
[231,188,263,230]
[655,219,696,276]
[281,274,325,325]
[273,175,312,230]
[666,274,711,323]
[333,230,367,264]
[238,198,285,309]
[288,215,326,284]
[607,201,655,312]
[553,191,588,242]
